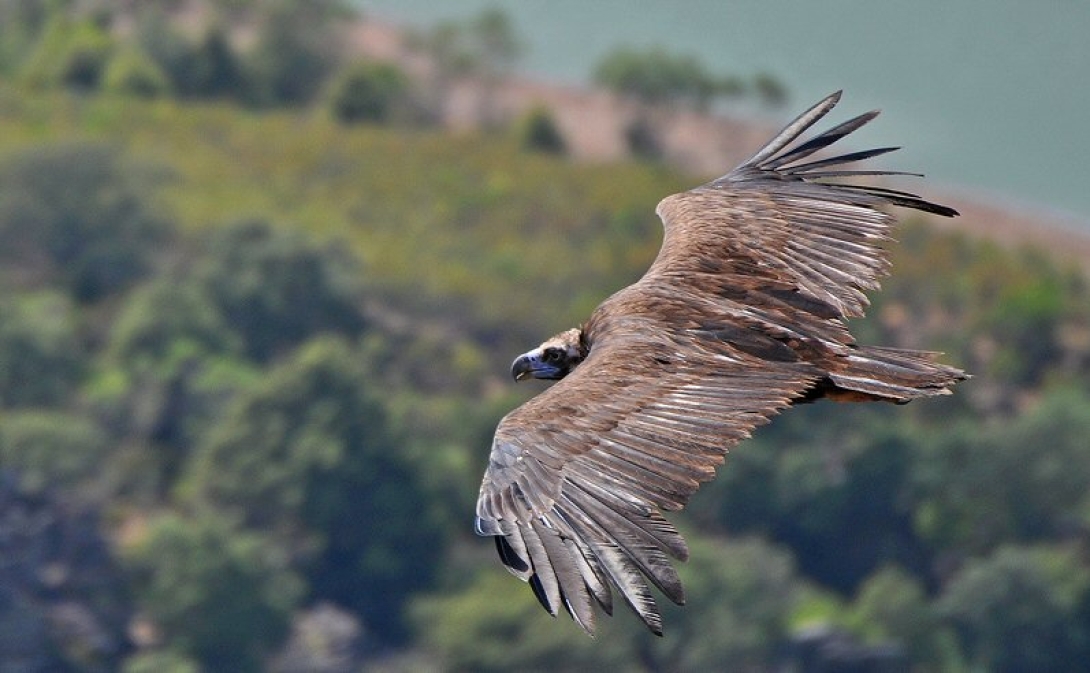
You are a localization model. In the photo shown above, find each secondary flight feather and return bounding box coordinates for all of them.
[474,91,966,636]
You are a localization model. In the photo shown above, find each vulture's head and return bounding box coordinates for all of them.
[512,328,585,381]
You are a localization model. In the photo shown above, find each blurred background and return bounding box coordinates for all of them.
[1,1,1088,671]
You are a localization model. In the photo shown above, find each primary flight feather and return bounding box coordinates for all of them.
[474,91,966,636]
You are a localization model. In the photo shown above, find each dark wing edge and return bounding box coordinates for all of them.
[475,337,820,636]
[726,90,959,218]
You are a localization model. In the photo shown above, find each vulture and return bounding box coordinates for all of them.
[474,91,966,636]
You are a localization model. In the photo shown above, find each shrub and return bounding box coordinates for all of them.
[0,143,171,301]
[515,105,567,154]
[102,46,171,98]
[327,61,410,124]
[123,513,303,673]
[20,15,114,91]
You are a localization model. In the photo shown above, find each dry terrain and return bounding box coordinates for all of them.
[352,16,1090,271]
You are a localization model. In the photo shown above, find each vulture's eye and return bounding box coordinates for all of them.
[543,348,564,363]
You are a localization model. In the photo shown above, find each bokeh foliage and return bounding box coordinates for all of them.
[2,3,1090,672]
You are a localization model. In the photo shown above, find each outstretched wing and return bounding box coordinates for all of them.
[475,91,958,635]
[476,319,821,635]
[651,90,957,320]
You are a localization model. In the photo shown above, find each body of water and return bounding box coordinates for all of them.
[361,0,1090,230]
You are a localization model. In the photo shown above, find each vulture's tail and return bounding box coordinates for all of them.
[815,345,968,404]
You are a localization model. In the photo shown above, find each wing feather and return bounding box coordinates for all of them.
[586,538,663,634]
[738,90,844,168]
[573,449,697,508]
[494,522,530,577]
[535,519,595,628]
[552,502,614,611]
[759,109,879,170]
[785,146,900,172]
[579,516,683,609]
[521,521,562,615]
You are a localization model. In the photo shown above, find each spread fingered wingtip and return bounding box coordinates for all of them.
[735,90,845,171]
[714,90,960,219]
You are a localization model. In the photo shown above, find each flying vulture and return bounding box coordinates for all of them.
[474,91,966,636]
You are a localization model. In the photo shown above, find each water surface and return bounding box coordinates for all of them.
[361,0,1090,229]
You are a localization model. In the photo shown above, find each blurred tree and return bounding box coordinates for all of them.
[871,225,1090,403]
[184,337,445,642]
[939,544,1090,673]
[102,44,172,98]
[135,15,244,100]
[0,291,82,408]
[327,60,411,124]
[192,219,366,363]
[0,143,172,302]
[515,105,567,155]
[123,512,303,673]
[0,410,110,497]
[699,406,927,594]
[411,570,640,672]
[91,278,254,491]
[979,252,1069,386]
[593,46,725,109]
[19,13,114,91]
[414,7,522,81]
[109,279,241,368]
[186,26,247,99]
[623,116,664,160]
[463,7,523,77]
[593,47,786,161]
[848,565,962,670]
[132,10,197,89]
[912,385,1090,557]
[593,47,785,110]
[752,72,788,106]
[778,414,924,592]
[415,535,800,672]
[409,7,523,127]
[648,536,800,672]
[0,0,50,75]
[244,0,346,106]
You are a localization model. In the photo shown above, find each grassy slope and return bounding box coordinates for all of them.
[7,87,1084,410]
[0,89,686,346]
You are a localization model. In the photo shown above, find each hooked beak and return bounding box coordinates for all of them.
[511,350,561,381]
[511,353,536,381]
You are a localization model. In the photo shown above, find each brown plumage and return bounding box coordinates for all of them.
[475,91,967,636]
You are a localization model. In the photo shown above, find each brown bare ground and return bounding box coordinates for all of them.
[354,15,1090,272]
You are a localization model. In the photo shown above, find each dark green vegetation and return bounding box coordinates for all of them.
[3,3,1090,672]
[593,45,787,109]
